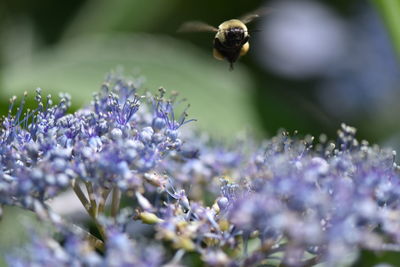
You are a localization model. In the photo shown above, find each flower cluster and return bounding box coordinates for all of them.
[219,127,400,266]
[0,75,189,210]
[7,227,164,267]
[0,90,73,209]
[2,75,400,267]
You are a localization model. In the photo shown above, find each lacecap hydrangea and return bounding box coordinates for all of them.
[2,74,400,267]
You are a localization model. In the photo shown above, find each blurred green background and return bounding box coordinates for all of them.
[1,0,400,141]
[1,0,400,265]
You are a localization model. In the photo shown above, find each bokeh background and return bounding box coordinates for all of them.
[1,0,400,265]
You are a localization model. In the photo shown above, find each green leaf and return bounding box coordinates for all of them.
[371,0,400,59]
[0,206,41,266]
[354,249,400,267]
[62,0,180,38]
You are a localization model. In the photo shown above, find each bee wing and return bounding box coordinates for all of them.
[177,21,218,33]
[239,7,274,24]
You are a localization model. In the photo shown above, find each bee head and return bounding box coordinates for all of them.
[225,27,245,42]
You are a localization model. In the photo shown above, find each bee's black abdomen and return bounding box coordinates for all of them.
[213,38,241,68]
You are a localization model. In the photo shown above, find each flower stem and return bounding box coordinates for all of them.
[85,181,98,218]
[72,179,106,241]
[111,186,121,218]
[72,179,90,213]
[98,188,111,214]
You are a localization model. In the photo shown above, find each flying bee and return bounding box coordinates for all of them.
[178,9,268,70]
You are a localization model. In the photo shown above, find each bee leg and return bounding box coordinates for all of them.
[240,42,250,56]
[242,35,250,45]
[213,48,225,60]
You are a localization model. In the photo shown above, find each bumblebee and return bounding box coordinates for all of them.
[178,11,266,70]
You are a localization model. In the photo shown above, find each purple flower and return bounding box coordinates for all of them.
[4,74,400,267]
[219,124,400,266]
[7,227,164,267]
